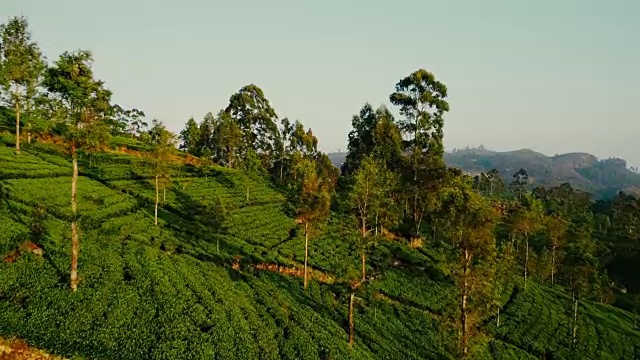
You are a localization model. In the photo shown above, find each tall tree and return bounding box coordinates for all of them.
[109,105,146,138]
[293,156,332,289]
[212,111,243,168]
[126,108,147,139]
[275,117,294,183]
[224,84,279,169]
[0,16,46,153]
[562,212,599,349]
[390,69,449,239]
[342,104,403,176]
[507,194,544,291]
[342,103,377,176]
[196,112,215,156]
[43,49,112,292]
[147,119,177,225]
[438,177,498,357]
[372,107,403,172]
[351,156,399,282]
[474,169,505,198]
[510,168,529,199]
[545,214,568,286]
[179,117,200,155]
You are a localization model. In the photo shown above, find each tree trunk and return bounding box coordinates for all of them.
[496,307,500,328]
[375,212,379,236]
[70,147,79,292]
[361,218,367,282]
[26,94,31,144]
[246,187,249,202]
[551,245,556,286]
[348,292,355,347]
[163,186,166,203]
[572,295,578,348]
[461,249,470,357]
[304,222,309,289]
[154,174,159,226]
[524,237,529,291]
[361,252,366,282]
[14,86,20,154]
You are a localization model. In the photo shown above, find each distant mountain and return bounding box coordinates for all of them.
[327,147,640,198]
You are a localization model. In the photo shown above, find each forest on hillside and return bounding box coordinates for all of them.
[1,15,640,360]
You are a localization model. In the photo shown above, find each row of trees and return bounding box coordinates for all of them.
[178,88,337,186]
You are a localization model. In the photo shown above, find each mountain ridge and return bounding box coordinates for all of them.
[328,147,640,198]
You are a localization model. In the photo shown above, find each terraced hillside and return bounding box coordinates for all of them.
[1,138,639,359]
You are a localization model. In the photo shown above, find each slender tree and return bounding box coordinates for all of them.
[562,213,598,349]
[546,214,568,286]
[510,168,529,199]
[0,16,46,153]
[439,177,498,357]
[179,117,200,155]
[293,156,331,288]
[508,194,544,291]
[147,119,177,225]
[43,49,112,292]
[351,156,398,282]
[212,111,244,168]
[342,103,377,176]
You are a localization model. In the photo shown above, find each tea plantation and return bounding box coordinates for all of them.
[1,140,639,359]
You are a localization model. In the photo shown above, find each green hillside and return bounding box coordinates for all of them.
[0,14,639,358]
[1,137,639,360]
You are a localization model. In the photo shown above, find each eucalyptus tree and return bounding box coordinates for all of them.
[0,16,46,153]
[293,156,332,289]
[179,117,200,155]
[351,156,399,282]
[224,84,279,169]
[43,49,112,292]
[437,176,499,357]
[389,69,449,239]
[147,119,177,225]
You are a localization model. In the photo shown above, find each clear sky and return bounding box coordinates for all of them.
[2,0,639,166]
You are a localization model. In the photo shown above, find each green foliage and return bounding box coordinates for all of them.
[0,16,46,151]
[43,49,112,152]
[1,129,640,360]
[0,18,638,359]
[178,117,199,155]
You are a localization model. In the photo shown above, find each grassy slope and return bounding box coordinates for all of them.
[0,137,639,359]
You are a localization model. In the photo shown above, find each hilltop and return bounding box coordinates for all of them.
[328,148,640,198]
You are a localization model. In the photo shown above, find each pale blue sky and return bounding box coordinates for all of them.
[3,0,639,166]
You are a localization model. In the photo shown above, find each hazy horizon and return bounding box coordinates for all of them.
[3,0,639,167]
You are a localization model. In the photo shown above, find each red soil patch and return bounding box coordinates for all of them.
[0,337,66,359]
[3,242,43,264]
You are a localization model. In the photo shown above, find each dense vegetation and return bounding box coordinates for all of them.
[1,15,640,360]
